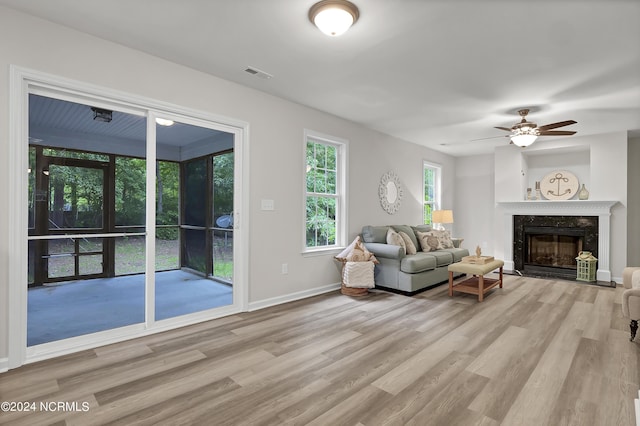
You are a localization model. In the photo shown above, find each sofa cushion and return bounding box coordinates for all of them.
[392,225,419,249]
[441,248,469,262]
[427,250,454,266]
[362,225,390,244]
[411,224,432,235]
[400,253,437,274]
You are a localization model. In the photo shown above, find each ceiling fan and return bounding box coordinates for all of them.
[495,109,577,147]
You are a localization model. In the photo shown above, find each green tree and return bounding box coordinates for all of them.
[213,152,234,221]
[115,157,146,227]
[306,142,337,247]
[156,161,179,239]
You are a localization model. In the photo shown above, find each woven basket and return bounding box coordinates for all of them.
[335,258,371,297]
[340,283,368,297]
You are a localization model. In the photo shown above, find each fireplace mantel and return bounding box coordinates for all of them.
[497,200,618,282]
[496,200,618,216]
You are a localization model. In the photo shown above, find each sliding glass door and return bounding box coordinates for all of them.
[27,96,147,345]
[155,120,234,321]
[26,92,236,347]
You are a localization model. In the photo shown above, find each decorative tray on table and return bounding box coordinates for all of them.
[461,256,494,264]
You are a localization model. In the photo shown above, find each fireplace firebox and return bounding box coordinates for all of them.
[513,215,598,280]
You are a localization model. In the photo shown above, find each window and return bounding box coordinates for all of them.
[423,161,441,225]
[304,131,347,252]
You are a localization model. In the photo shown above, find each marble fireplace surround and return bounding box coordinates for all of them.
[497,200,618,282]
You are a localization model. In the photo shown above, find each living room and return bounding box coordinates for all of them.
[0,1,639,424]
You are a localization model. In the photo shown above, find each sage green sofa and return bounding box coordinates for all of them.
[361,225,469,294]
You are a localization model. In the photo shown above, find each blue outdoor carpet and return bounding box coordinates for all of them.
[27,270,233,346]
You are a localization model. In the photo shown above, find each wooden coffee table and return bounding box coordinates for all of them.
[448,259,504,302]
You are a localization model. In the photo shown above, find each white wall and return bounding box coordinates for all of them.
[454,154,495,254]
[0,7,457,362]
[525,149,591,197]
[347,130,457,240]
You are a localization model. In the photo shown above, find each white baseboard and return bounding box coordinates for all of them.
[0,357,8,373]
[248,282,341,312]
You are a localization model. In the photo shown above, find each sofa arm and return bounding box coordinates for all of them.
[622,287,640,319]
[452,238,464,248]
[363,242,404,260]
[623,267,640,289]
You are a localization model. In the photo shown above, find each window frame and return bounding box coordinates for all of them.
[423,161,442,226]
[303,129,348,255]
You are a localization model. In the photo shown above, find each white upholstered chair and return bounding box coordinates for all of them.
[622,267,640,341]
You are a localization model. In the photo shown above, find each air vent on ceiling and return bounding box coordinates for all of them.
[244,66,273,80]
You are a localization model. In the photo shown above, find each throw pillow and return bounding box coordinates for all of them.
[392,225,419,249]
[348,239,378,263]
[335,236,379,263]
[434,229,454,249]
[335,236,359,261]
[386,228,406,254]
[416,230,442,252]
[399,231,417,255]
[343,261,375,288]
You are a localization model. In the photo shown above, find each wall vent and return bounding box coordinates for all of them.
[244,66,273,80]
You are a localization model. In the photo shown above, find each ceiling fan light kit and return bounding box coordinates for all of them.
[309,0,359,36]
[495,108,577,148]
[511,127,539,147]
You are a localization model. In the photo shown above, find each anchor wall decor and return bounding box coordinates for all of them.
[539,170,579,200]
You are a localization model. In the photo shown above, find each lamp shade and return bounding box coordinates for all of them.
[432,210,454,224]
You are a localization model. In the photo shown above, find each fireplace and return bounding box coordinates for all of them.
[498,200,617,284]
[513,215,598,280]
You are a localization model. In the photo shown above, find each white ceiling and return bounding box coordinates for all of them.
[2,0,639,156]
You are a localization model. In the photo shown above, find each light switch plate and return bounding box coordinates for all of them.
[261,199,275,211]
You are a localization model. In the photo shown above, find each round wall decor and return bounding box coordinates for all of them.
[379,171,403,214]
[539,170,579,200]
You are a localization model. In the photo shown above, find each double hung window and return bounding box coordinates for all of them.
[304,131,347,252]
[423,161,441,225]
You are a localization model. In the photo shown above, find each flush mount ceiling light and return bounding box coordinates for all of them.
[309,0,359,36]
[155,118,174,126]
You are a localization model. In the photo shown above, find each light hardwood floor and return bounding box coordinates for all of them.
[1,275,639,425]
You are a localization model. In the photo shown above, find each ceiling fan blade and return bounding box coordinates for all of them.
[494,126,512,132]
[539,130,576,136]
[537,120,577,131]
[470,135,509,142]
